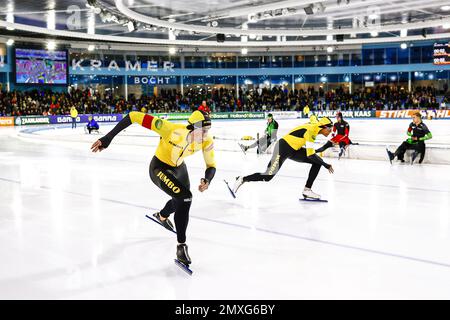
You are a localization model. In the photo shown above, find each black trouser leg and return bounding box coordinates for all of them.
[289,148,322,189]
[316,141,333,153]
[394,141,410,160]
[160,199,175,217]
[149,157,191,244]
[243,139,292,182]
[415,141,426,163]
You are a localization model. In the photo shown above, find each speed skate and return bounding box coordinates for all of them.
[145,214,177,235]
[299,197,328,203]
[145,214,193,275]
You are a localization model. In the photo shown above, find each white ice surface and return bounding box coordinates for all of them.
[0,119,450,299]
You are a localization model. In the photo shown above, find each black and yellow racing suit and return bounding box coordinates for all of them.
[99,111,216,243]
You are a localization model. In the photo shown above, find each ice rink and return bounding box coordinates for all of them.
[1,118,450,299]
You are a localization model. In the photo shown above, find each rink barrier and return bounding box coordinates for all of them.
[9,109,450,126]
[323,142,450,165]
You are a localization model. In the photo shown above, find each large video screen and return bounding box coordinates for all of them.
[15,48,68,84]
[433,43,450,65]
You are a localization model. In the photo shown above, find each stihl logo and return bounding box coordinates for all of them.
[156,171,181,194]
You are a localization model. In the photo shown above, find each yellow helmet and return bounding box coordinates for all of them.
[318,117,333,128]
[187,110,212,130]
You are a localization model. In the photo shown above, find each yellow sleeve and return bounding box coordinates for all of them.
[129,111,174,139]
[202,136,216,168]
[304,129,316,157]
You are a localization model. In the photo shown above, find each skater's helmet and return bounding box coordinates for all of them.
[187,110,212,131]
[336,112,343,119]
[318,117,333,129]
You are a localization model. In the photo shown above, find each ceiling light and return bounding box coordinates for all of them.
[88,44,95,51]
[47,9,55,30]
[47,40,56,51]
[127,21,136,32]
[241,48,248,55]
[400,43,407,49]
[370,31,378,37]
[6,39,14,46]
[169,29,176,40]
[327,46,334,53]
[168,47,176,55]
[400,29,407,37]
[441,5,450,11]
[401,13,409,24]
[326,34,333,41]
[6,12,14,30]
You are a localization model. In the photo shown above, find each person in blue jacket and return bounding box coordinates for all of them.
[86,116,100,134]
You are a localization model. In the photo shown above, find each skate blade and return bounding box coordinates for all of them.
[223,180,236,199]
[386,148,393,165]
[145,215,177,234]
[300,197,328,203]
[174,259,193,275]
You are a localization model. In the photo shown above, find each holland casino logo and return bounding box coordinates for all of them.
[156,171,181,194]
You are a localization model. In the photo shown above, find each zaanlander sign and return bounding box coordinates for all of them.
[311,110,374,118]
[71,59,175,72]
[15,116,51,126]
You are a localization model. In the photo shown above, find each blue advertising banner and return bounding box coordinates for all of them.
[49,114,124,124]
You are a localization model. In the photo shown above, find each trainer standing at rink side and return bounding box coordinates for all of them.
[90,110,216,268]
[70,106,78,129]
[232,117,335,200]
[239,113,279,154]
[386,111,432,164]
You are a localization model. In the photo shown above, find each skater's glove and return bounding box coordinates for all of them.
[325,164,334,173]
[198,178,209,192]
[99,136,112,148]
[91,137,110,152]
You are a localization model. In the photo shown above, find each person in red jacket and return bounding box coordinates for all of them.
[316,112,352,158]
[198,101,211,115]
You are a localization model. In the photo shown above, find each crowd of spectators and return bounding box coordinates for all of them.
[0,84,446,116]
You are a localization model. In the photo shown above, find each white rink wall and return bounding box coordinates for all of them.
[13,118,450,164]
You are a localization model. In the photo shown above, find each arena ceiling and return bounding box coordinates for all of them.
[1,0,450,49]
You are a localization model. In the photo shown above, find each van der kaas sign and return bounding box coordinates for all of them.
[71,59,175,72]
